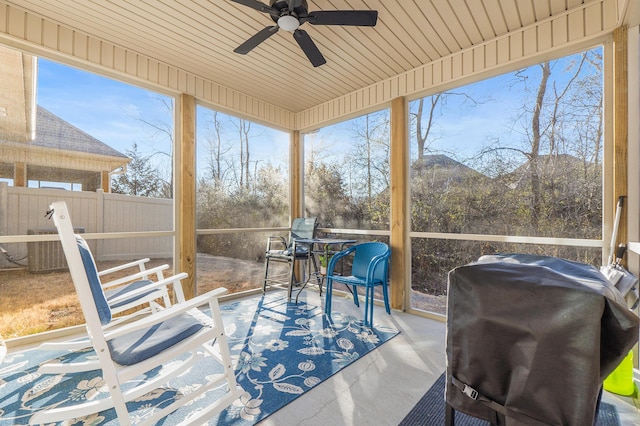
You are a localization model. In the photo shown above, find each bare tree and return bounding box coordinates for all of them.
[516,52,594,232]
[349,111,390,199]
[408,49,604,296]
[412,92,485,161]
[527,61,550,230]
[236,119,251,189]
[414,94,442,160]
[202,110,232,189]
[135,97,174,198]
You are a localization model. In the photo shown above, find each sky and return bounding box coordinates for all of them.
[35,58,290,185]
[29,46,601,189]
[308,69,531,166]
[37,59,170,156]
[34,55,530,170]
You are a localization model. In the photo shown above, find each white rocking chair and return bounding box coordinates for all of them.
[38,235,189,373]
[30,201,242,425]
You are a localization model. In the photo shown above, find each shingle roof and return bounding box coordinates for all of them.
[411,154,483,175]
[31,106,128,159]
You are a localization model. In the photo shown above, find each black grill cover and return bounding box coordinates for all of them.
[446,254,639,426]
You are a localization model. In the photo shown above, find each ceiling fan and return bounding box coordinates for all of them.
[231,0,378,67]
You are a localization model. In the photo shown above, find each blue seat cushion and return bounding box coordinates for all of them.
[105,279,158,309]
[108,312,204,365]
[76,237,112,325]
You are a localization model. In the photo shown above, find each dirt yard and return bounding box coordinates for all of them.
[0,253,445,339]
[0,254,264,339]
[1,258,168,339]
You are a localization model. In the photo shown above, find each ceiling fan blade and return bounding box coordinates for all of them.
[234,26,279,54]
[293,29,326,67]
[230,0,272,13]
[230,0,279,19]
[305,10,378,26]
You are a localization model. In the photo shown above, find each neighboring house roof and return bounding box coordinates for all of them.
[0,106,130,190]
[411,154,486,180]
[500,153,597,190]
[509,154,584,174]
[31,106,128,159]
[413,154,466,169]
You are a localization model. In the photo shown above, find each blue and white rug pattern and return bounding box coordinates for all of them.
[0,293,399,425]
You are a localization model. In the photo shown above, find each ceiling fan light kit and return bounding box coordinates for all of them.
[231,0,378,67]
[277,15,299,31]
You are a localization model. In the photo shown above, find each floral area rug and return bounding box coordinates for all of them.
[0,293,399,425]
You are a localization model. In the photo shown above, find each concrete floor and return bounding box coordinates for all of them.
[259,288,640,426]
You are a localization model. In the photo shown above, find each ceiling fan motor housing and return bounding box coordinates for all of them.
[269,0,308,26]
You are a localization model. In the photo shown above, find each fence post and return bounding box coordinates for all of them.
[96,189,104,261]
[0,182,7,268]
[0,182,7,237]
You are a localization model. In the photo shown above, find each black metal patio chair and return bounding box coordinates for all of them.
[263,217,319,301]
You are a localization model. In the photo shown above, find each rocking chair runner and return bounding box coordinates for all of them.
[30,201,242,426]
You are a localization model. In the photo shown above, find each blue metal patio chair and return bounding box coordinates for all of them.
[324,242,391,326]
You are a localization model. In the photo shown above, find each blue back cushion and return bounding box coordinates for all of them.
[76,236,112,325]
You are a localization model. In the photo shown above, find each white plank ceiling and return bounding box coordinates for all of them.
[5,0,605,112]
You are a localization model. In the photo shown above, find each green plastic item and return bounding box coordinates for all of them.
[603,350,636,396]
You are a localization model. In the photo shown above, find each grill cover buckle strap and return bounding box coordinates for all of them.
[451,376,501,425]
[450,375,551,426]
[462,384,479,400]
[452,376,486,402]
[451,376,502,410]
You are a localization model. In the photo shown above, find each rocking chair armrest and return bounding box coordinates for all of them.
[104,287,229,340]
[101,264,170,288]
[106,272,188,306]
[99,258,151,276]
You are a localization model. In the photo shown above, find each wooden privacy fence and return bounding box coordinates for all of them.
[0,183,173,270]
